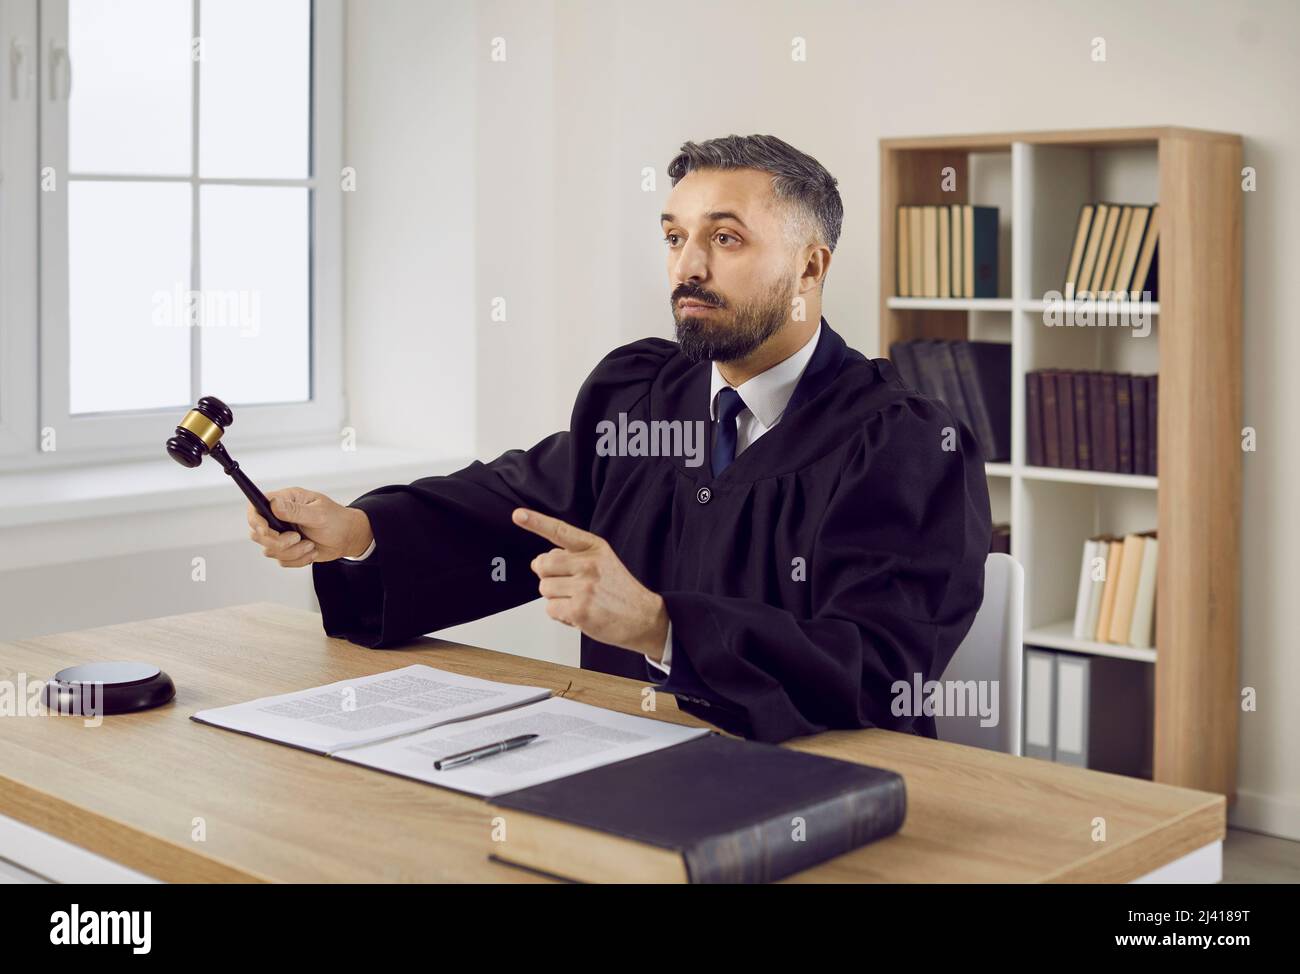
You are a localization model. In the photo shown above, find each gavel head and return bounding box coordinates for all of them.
[166,396,234,468]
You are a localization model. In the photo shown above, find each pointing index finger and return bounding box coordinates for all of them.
[511,508,598,551]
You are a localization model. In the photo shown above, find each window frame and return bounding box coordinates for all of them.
[0,0,343,470]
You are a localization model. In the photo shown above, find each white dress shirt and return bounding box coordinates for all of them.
[344,322,825,680]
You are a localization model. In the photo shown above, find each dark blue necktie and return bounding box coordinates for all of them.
[712,387,747,477]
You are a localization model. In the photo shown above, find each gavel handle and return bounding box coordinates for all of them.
[224,461,298,535]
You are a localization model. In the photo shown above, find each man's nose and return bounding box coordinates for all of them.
[672,237,710,283]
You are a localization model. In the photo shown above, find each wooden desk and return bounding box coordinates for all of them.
[0,602,1224,883]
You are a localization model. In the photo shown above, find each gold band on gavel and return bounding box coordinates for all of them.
[178,409,223,449]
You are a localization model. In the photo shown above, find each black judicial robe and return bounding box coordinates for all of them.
[312,318,991,744]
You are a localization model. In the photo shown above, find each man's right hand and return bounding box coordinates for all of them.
[247,487,374,568]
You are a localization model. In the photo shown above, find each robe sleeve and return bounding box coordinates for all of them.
[311,339,673,648]
[654,397,992,744]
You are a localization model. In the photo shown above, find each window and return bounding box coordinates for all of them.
[0,0,342,466]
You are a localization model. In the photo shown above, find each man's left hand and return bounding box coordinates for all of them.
[513,508,669,660]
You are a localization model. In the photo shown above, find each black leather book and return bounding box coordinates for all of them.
[1041,371,1062,467]
[1116,374,1134,474]
[1073,371,1093,470]
[1026,372,1045,467]
[953,341,1011,461]
[934,341,977,437]
[1148,374,1159,475]
[889,341,921,392]
[1133,375,1149,475]
[1057,372,1077,469]
[1086,371,1107,470]
[1097,372,1119,472]
[488,734,906,884]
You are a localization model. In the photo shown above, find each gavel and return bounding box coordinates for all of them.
[166,396,300,535]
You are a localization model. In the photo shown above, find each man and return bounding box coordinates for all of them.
[249,134,991,744]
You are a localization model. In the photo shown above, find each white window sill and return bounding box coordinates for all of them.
[0,444,472,529]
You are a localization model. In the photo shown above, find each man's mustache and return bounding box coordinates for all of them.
[671,286,726,309]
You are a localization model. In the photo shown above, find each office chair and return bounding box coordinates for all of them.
[934,552,1024,755]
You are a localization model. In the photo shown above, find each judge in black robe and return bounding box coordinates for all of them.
[312,317,991,744]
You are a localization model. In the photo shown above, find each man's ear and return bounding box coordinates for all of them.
[800,244,831,292]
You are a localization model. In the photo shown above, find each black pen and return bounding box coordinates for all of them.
[433,733,539,771]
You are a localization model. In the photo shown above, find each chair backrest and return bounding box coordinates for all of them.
[934,552,1024,755]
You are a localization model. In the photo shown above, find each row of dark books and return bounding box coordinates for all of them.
[1063,203,1160,301]
[895,204,999,298]
[1026,370,1157,475]
[889,340,1011,461]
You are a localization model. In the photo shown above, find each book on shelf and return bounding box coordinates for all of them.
[888,339,1011,461]
[1025,369,1158,475]
[1063,204,1094,299]
[1063,202,1159,301]
[1116,374,1134,473]
[1041,370,1062,467]
[1107,533,1146,643]
[1057,372,1077,469]
[1026,371,1045,467]
[1093,537,1125,643]
[922,205,938,297]
[950,204,964,298]
[1069,532,1157,650]
[896,206,910,297]
[1022,647,1152,777]
[937,205,951,298]
[894,204,999,299]
[990,522,1011,554]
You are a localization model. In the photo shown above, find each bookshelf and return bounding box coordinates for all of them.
[880,127,1242,797]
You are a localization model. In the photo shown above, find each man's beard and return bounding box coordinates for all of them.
[671,276,794,365]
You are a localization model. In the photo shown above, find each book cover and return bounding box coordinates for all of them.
[1097,372,1119,473]
[1099,206,1134,297]
[1130,206,1160,301]
[937,205,951,298]
[1133,374,1149,475]
[1076,203,1109,298]
[1108,534,1146,644]
[1063,204,1095,300]
[488,734,907,884]
[1026,372,1045,467]
[896,206,911,297]
[1148,374,1159,475]
[1073,370,1092,470]
[889,341,921,392]
[950,204,964,298]
[922,205,939,297]
[1041,370,1062,467]
[1094,539,1125,643]
[953,341,1012,462]
[1057,372,1077,469]
[1116,374,1134,474]
[909,205,924,297]
[964,204,999,298]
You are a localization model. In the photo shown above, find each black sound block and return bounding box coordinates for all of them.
[43,661,176,716]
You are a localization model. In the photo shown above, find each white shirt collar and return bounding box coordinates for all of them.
[709,321,822,429]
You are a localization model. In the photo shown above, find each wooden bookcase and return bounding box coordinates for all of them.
[879,127,1242,797]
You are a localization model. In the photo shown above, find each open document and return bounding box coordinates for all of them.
[190,664,552,754]
[336,696,710,798]
[191,665,710,797]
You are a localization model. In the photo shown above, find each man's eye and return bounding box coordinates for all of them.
[716,233,738,246]
[663,234,681,246]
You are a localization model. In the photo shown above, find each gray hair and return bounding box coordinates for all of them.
[666,134,844,255]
